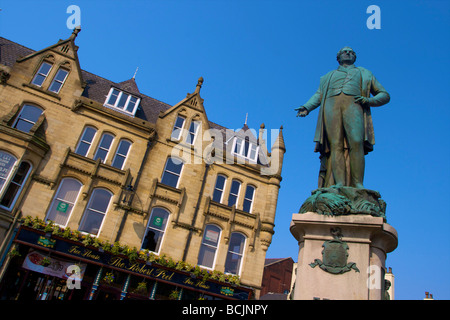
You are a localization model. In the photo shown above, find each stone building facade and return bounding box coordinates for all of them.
[0,29,284,300]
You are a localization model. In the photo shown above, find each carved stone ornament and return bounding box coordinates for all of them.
[299,186,386,220]
[309,228,359,275]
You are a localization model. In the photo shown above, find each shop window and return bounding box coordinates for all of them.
[242,185,256,213]
[227,180,241,207]
[75,126,97,157]
[170,115,185,140]
[0,161,32,210]
[185,120,200,145]
[45,178,83,227]
[31,61,52,87]
[141,207,170,254]
[104,88,140,116]
[12,104,43,133]
[212,174,227,203]
[224,233,246,275]
[48,68,69,93]
[79,188,112,236]
[197,225,221,269]
[160,157,184,188]
[111,139,132,170]
[93,133,115,164]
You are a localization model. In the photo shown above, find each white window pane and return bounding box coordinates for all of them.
[13,105,43,133]
[107,89,120,106]
[89,189,112,212]
[79,209,104,235]
[0,151,17,191]
[117,92,129,109]
[197,246,216,268]
[46,178,82,226]
[32,62,52,86]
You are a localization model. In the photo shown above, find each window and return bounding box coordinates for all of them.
[242,185,256,213]
[227,180,241,207]
[0,161,31,210]
[112,140,132,170]
[224,233,246,275]
[232,137,258,162]
[186,121,200,145]
[45,178,82,226]
[48,68,69,93]
[212,175,227,203]
[198,225,221,269]
[93,133,114,163]
[79,188,112,236]
[161,157,184,188]
[31,62,52,86]
[170,116,185,140]
[0,151,17,194]
[141,207,170,253]
[75,126,97,157]
[104,88,140,115]
[13,105,43,133]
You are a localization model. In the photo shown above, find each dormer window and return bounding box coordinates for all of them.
[232,137,258,162]
[31,62,53,87]
[104,88,140,116]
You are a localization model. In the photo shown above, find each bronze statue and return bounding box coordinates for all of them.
[296,47,390,188]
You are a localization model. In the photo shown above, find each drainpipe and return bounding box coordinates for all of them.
[182,163,210,262]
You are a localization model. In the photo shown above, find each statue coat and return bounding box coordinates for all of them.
[303,66,390,156]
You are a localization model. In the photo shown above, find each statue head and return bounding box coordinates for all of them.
[336,46,356,65]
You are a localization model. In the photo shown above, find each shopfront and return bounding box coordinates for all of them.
[0,225,253,300]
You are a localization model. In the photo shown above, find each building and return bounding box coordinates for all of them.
[259,257,294,299]
[0,28,285,300]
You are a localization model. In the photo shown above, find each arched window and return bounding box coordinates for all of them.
[0,161,32,210]
[93,133,115,163]
[79,188,112,236]
[198,225,221,269]
[242,185,256,213]
[212,174,227,203]
[0,151,17,194]
[75,126,97,157]
[161,157,184,188]
[224,233,246,275]
[48,68,69,93]
[227,180,241,207]
[112,139,132,170]
[46,178,82,226]
[170,115,186,140]
[31,61,53,87]
[13,104,43,133]
[141,207,170,254]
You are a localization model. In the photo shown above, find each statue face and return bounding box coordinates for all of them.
[337,47,356,65]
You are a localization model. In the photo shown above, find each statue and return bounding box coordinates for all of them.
[295,47,390,189]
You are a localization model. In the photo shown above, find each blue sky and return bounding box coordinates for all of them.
[1,0,449,300]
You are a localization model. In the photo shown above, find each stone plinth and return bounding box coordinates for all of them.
[290,212,398,300]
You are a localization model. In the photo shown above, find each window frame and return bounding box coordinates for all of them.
[93,132,115,164]
[12,104,43,134]
[212,174,227,204]
[141,207,171,255]
[242,185,256,213]
[224,232,247,276]
[78,188,113,236]
[197,224,222,270]
[104,87,140,116]
[185,120,201,145]
[227,179,241,208]
[48,68,69,94]
[232,137,259,163]
[170,115,186,141]
[111,139,132,170]
[45,177,83,227]
[75,126,98,157]
[0,159,32,210]
[0,151,18,197]
[31,61,53,87]
[160,157,184,189]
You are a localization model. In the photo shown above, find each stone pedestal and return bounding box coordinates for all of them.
[290,212,398,300]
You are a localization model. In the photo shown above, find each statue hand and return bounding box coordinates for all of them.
[295,106,309,117]
[354,96,370,106]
